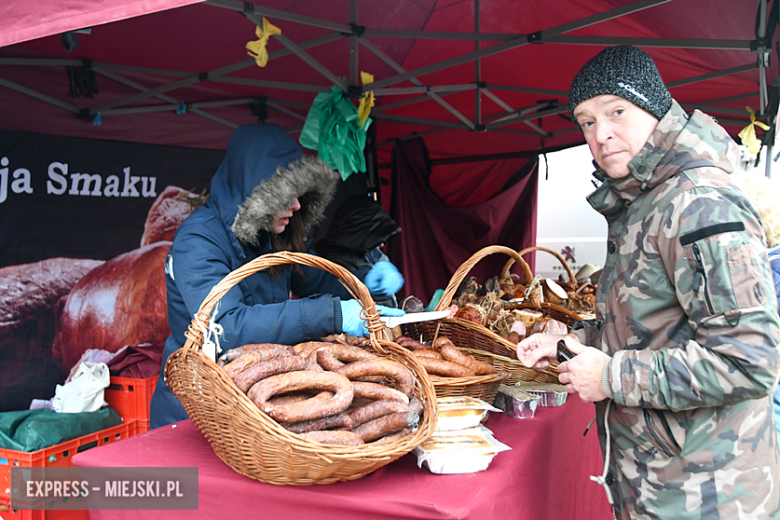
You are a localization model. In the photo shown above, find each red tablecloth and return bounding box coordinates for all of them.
[72,396,613,520]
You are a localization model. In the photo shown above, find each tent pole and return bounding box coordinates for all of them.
[758,0,768,115]
[696,92,760,106]
[350,0,359,86]
[482,89,549,136]
[373,85,476,96]
[0,76,80,114]
[89,32,342,114]
[475,0,482,127]
[244,13,347,91]
[665,63,758,89]
[358,39,475,129]
[365,0,673,90]
[541,36,752,50]
[205,0,351,33]
[485,106,568,130]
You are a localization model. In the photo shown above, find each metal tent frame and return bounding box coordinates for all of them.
[0,0,776,173]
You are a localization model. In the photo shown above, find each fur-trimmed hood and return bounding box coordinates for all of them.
[206,124,339,248]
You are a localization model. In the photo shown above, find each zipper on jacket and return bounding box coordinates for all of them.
[644,409,673,457]
[691,243,714,314]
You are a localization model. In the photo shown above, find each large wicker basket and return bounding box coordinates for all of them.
[165,252,438,485]
[500,245,589,325]
[403,245,559,385]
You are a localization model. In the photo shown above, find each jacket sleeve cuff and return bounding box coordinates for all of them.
[602,357,614,399]
[333,297,344,334]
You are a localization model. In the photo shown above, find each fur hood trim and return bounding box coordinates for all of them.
[231,156,339,246]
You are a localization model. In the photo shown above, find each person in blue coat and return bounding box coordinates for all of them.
[150,124,404,428]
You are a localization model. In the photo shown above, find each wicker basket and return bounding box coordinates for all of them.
[165,252,438,486]
[461,348,560,386]
[402,245,559,386]
[500,245,588,325]
[429,372,507,403]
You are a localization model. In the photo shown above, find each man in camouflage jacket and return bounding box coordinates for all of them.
[518,46,780,519]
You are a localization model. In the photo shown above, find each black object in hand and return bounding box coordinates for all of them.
[557,339,575,363]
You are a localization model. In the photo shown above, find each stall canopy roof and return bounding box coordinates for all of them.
[0,0,776,175]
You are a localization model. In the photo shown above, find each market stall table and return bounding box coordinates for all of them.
[72,396,612,520]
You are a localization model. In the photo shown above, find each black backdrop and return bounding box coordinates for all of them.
[0,130,224,267]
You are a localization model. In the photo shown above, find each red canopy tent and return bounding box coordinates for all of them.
[0,0,777,298]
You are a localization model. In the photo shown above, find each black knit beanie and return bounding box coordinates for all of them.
[568,46,672,127]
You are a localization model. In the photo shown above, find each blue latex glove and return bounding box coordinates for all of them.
[339,299,405,337]
[364,261,405,296]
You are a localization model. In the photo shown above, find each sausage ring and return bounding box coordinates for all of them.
[248,370,354,423]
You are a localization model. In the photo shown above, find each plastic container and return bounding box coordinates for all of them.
[0,420,138,512]
[103,376,157,433]
[0,498,90,520]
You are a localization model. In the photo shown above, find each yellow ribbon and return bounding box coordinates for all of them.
[246,17,282,68]
[357,71,375,130]
[737,106,770,154]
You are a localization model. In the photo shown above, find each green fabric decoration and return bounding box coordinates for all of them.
[0,407,122,452]
[427,289,445,312]
[300,86,371,181]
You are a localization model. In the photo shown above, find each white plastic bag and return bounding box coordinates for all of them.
[51,362,110,413]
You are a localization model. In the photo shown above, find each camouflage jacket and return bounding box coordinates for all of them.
[574,100,780,519]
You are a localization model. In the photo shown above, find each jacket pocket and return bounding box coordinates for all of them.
[680,222,766,317]
[727,244,768,308]
[643,409,684,458]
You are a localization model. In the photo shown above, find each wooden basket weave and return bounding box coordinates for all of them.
[403,245,558,385]
[165,252,438,485]
[461,348,560,386]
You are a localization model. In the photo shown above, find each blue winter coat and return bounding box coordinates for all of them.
[150,124,350,428]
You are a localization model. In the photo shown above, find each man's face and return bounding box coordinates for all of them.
[573,94,659,179]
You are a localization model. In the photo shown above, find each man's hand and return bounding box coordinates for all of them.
[516,333,565,370]
[557,338,610,402]
[518,334,610,402]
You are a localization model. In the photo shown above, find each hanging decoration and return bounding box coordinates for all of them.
[357,71,375,130]
[245,17,282,68]
[300,84,371,181]
[737,106,770,154]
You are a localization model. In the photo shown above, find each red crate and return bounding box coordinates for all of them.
[0,420,138,507]
[104,376,157,433]
[0,497,90,520]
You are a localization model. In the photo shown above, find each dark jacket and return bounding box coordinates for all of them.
[313,195,401,306]
[150,124,348,428]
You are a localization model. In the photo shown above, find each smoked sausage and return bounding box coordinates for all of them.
[416,357,475,377]
[229,353,307,393]
[353,411,420,442]
[300,430,365,446]
[282,412,355,434]
[352,382,409,404]
[411,349,443,359]
[220,343,291,365]
[336,358,415,397]
[434,337,496,375]
[348,400,411,427]
[248,371,354,423]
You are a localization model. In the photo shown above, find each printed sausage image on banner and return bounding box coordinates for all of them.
[0,130,220,412]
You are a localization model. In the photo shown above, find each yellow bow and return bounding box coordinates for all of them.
[737,106,770,155]
[357,71,375,130]
[246,17,282,68]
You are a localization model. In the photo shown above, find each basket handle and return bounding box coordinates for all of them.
[500,246,577,284]
[433,245,534,312]
[180,252,389,360]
